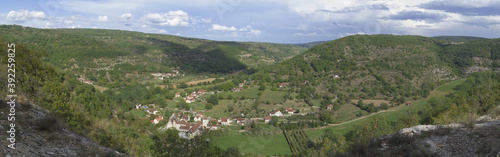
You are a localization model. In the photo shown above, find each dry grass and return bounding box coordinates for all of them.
[185,78,216,85]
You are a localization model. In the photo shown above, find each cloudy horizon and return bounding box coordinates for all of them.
[1,0,499,43]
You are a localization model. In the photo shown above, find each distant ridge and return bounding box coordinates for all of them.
[433,36,487,42]
[293,41,328,48]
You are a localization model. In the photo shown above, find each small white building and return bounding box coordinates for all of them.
[269,109,283,117]
[218,117,232,125]
[148,109,159,115]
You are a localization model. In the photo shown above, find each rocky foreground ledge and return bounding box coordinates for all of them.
[0,102,128,157]
[388,116,500,157]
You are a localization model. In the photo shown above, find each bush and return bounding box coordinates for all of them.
[205,103,214,110]
[36,114,58,131]
[463,113,476,129]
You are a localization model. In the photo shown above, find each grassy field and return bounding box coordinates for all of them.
[92,84,109,91]
[306,79,466,141]
[218,87,261,99]
[430,79,466,97]
[212,131,291,156]
[204,100,231,118]
[334,103,368,122]
[129,110,147,118]
[258,90,287,104]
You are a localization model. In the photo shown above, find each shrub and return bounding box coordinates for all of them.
[36,114,58,131]
[463,113,476,130]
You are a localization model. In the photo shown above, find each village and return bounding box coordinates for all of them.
[134,96,300,139]
[78,70,342,140]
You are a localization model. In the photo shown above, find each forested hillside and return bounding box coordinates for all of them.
[0,41,240,156]
[253,34,499,107]
[0,25,305,75]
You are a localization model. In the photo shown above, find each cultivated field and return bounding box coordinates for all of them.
[185,78,216,85]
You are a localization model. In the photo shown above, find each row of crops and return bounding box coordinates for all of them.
[283,130,309,155]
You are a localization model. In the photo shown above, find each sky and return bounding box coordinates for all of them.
[1,0,499,43]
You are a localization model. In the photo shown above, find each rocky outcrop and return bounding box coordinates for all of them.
[0,102,127,157]
[395,115,500,157]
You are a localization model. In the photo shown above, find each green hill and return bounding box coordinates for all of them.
[0,25,306,74]
[433,36,487,42]
[257,34,500,104]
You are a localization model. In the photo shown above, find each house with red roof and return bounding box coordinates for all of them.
[218,117,232,125]
[236,118,246,125]
[264,116,272,123]
[151,116,163,124]
[327,104,333,110]
[269,109,283,117]
[286,107,295,114]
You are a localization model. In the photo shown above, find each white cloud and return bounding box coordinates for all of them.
[143,10,190,26]
[209,24,262,36]
[249,29,262,36]
[201,18,211,23]
[120,13,134,21]
[294,32,317,36]
[210,24,237,31]
[6,10,46,22]
[97,15,108,22]
[159,29,168,33]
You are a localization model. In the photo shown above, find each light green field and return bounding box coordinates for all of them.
[334,103,368,122]
[212,131,291,156]
[258,90,287,104]
[203,100,231,118]
[129,110,147,118]
[429,79,465,97]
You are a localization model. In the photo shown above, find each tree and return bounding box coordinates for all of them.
[177,100,190,110]
[178,83,188,88]
[207,94,219,105]
[227,94,233,100]
[259,83,266,91]
[322,129,348,154]
[225,147,241,157]
[398,108,419,128]
[205,103,214,110]
[319,112,335,124]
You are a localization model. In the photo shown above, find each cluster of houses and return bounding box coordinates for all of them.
[77,78,93,85]
[231,82,245,92]
[158,107,300,138]
[164,112,218,138]
[150,70,184,80]
[178,89,208,103]
[163,111,250,138]
[136,104,160,116]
